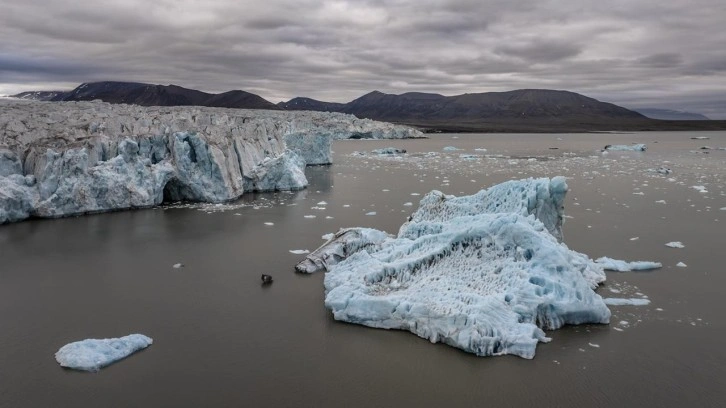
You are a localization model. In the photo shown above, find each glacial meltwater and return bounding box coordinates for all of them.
[1,132,725,407]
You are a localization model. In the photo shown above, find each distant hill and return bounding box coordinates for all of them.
[633,108,710,120]
[278,97,345,112]
[10,91,67,101]
[14,81,280,110]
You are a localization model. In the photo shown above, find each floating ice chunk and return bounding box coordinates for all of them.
[371,147,406,155]
[55,334,153,372]
[318,177,611,359]
[676,262,687,267]
[295,228,393,273]
[630,237,639,241]
[365,212,377,216]
[322,233,334,240]
[264,222,274,226]
[588,343,600,348]
[442,146,460,151]
[325,211,610,359]
[595,257,662,271]
[304,215,316,219]
[289,249,310,254]
[665,241,684,248]
[603,298,651,306]
[317,201,328,205]
[403,202,413,206]
[655,200,666,204]
[692,186,708,193]
[603,144,646,151]
[474,148,488,152]
[691,136,710,140]
[172,263,183,269]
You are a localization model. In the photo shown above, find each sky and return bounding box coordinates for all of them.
[1,0,725,118]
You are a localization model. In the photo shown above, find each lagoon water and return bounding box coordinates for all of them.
[1,132,725,407]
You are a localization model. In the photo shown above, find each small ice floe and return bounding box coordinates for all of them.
[289,249,310,254]
[630,237,639,241]
[264,222,274,226]
[588,343,600,348]
[325,216,334,219]
[403,202,413,206]
[371,147,406,155]
[172,263,183,269]
[720,207,726,211]
[474,148,488,152]
[692,186,708,193]
[676,262,687,267]
[691,136,710,140]
[343,204,351,208]
[656,166,672,175]
[655,200,666,204]
[443,146,460,151]
[603,144,646,152]
[365,212,377,216]
[317,201,328,206]
[410,193,420,196]
[595,257,662,271]
[459,154,478,160]
[665,241,685,248]
[322,233,334,240]
[304,215,316,219]
[55,334,153,372]
[603,298,651,306]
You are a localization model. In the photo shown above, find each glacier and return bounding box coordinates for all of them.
[55,334,153,372]
[0,100,422,223]
[306,177,618,359]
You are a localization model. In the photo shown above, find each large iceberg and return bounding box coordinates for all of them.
[313,177,614,359]
[0,100,422,223]
[55,334,153,372]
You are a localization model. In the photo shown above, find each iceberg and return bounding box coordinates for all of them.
[371,147,406,155]
[317,177,611,359]
[55,334,152,372]
[603,298,651,306]
[665,241,685,248]
[604,144,647,151]
[595,257,662,271]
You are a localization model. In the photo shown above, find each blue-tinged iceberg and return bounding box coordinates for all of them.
[312,177,613,359]
[55,334,153,372]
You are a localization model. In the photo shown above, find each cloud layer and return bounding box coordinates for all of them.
[2,0,725,117]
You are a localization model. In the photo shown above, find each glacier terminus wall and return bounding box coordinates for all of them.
[0,100,423,223]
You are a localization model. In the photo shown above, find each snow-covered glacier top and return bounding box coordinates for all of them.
[317,177,614,359]
[0,100,422,224]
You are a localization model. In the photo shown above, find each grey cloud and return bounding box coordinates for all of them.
[637,53,684,68]
[0,0,724,117]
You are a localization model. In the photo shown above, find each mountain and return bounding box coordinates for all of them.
[633,108,710,120]
[278,97,345,112]
[279,89,673,132]
[10,91,67,101]
[43,81,280,110]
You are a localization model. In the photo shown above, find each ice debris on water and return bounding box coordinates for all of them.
[55,334,153,372]
[371,147,406,155]
[302,177,619,359]
[595,257,662,272]
[289,249,310,254]
[665,241,685,248]
[677,262,687,267]
[172,263,183,269]
[322,233,334,240]
[442,146,460,151]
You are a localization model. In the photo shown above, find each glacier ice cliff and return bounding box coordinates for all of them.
[308,177,615,359]
[55,334,153,372]
[0,100,422,223]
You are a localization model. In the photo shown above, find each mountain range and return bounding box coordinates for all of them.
[10,81,726,132]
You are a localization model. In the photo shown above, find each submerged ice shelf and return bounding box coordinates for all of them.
[55,334,153,372]
[294,177,662,359]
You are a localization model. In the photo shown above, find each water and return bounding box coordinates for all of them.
[1,132,725,407]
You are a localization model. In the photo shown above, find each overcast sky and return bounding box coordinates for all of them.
[2,0,725,117]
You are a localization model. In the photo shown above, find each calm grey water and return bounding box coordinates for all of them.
[1,132,725,407]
